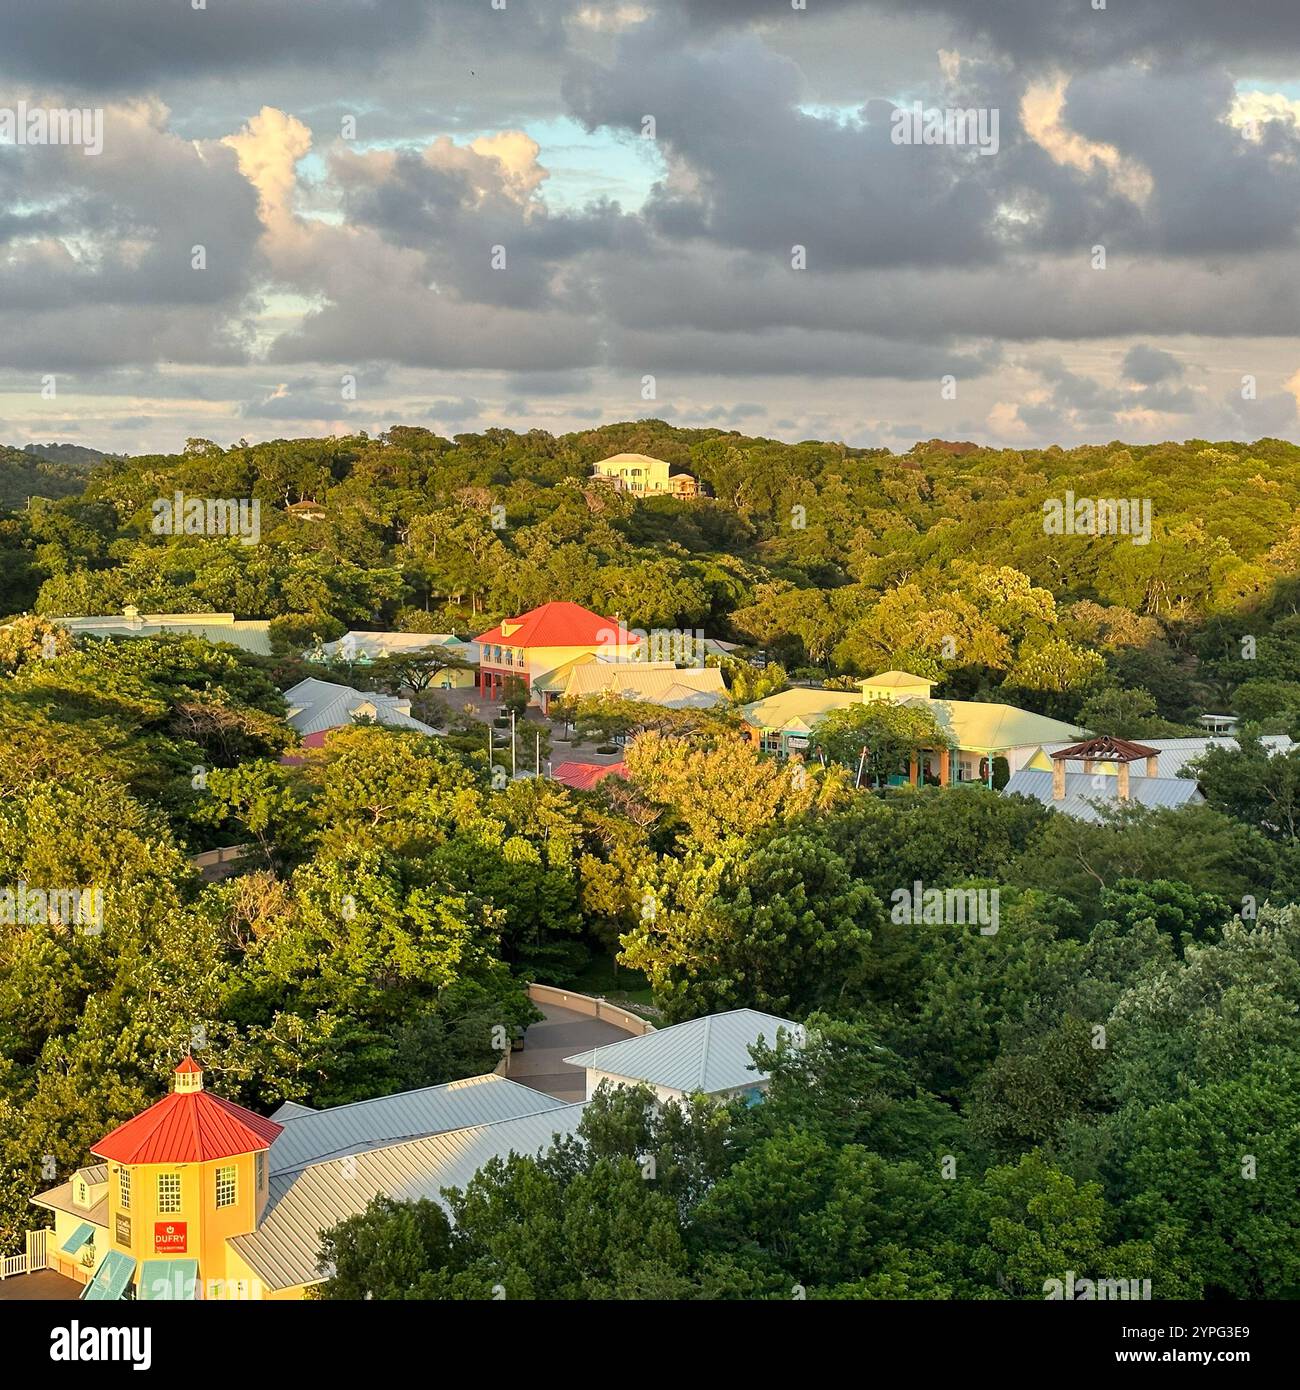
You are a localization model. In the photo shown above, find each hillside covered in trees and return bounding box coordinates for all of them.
[5,424,1300,732]
[2,424,1300,1299]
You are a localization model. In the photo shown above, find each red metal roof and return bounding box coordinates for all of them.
[174,1056,202,1075]
[552,760,629,792]
[93,1089,283,1165]
[475,602,640,651]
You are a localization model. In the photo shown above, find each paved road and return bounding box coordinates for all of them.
[505,1001,637,1102]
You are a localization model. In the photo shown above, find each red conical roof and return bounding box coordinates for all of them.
[92,1067,282,1165]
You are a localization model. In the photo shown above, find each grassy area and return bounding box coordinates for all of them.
[570,954,655,1007]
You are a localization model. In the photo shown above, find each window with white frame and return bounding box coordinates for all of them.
[157,1172,181,1214]
[118,1167,131,1210]
[215,1165,236,1208]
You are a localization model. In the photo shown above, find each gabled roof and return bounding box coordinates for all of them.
[31,1164,109,1225]
[475,602,639,651]
[230,1103,587,1291]
[564,1008,796,1095]
[267,1073,570,1177]
[92,1086,283,1166]
[1002,767,1203,821]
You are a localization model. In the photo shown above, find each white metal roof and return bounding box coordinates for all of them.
[564,1008,797,1095]
[1002,767,1204,821]
[269,1101,316,1122]
[230,1103,587,1291]
[50,613,273,655]
[314,631,469,660]
[267,1074,571,1176]
[281,677,436,737]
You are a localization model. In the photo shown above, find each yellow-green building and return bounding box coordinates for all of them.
[741,670,1088,785]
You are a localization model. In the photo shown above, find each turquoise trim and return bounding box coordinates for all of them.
[60,1220,96,1255]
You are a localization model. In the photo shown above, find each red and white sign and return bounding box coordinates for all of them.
[153,1222,187,1253]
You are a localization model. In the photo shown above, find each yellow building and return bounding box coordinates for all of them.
[32,1058,282,1300]
[591,453,698,498]
[26,1062,585,1300]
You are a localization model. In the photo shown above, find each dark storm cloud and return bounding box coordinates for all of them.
[1122,345,1183,385]
[0,0,577,90]
[673,0,1300,68]
[565,26,1006,271]
[1059,66,1300,255]
[335,145,643,310]
[606,324,1002,379]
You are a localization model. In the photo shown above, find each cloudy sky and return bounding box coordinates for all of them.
[3,0,1300,454]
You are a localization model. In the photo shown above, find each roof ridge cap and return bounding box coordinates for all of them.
[696,1014,713,1090]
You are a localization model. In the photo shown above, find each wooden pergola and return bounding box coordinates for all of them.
[1049,735,1160,802]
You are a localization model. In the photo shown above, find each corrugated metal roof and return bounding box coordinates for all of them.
[281,678,437,737]
[55,614,273,655]
[268,1074,571,1176]
[1002,767,1203,821]
[564,1008,797,1095]
[230,1103,587,1291]
[93,1089,283,1165]
[269,1100,317,1121]
[561,662,727,707]
[316,631,468,660]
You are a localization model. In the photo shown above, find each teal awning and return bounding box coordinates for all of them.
[81,1249,135,1301]
[139,1258,198,1300]
[59,1221,96,1255]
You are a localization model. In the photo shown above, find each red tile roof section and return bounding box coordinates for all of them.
[93,1090,283,1165]
[475,602,640,650]
[552,761,630,791]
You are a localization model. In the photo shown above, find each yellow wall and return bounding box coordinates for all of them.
[105,1149,269,1298]
[219,1245,312,1301]
[46,1206,106,1287]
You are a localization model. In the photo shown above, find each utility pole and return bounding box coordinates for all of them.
[510,710,516,778]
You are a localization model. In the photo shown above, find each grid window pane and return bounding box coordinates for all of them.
[216,1165,236,1208]
[157,1172,181,1214]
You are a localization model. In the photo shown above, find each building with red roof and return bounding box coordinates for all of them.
[551,760,630,792]
[29,1058,283,1301]
[474,602,640,708]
